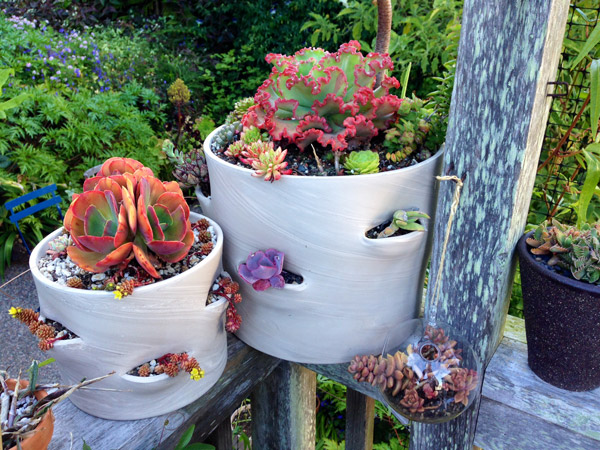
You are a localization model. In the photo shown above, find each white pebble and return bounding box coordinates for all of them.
[91,273,106,281]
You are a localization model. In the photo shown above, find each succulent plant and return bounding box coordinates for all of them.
[211,122,241,152]
[445,368,478,406]
[378,209,430,238]
[243,41,402,169]
[527,220,600,283]
[348,325,479,419]
[164,140,210,189]
[64,157,195,279]
[225,140,245,159]
[343,150,380,175]
[399,389,425,414]
[82,157,154,200]
[384,95,433,163]
[167,78,191,106]
[135,177,194,278]
[225,97,255,125]
[64,189,135,273]
[238,249,285,291]
[241,142,291,182]
[348,352,411,396]
[240,126,264,145]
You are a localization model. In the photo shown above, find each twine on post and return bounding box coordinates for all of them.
[428,175,464,325]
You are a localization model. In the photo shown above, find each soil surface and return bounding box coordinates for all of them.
[214,134,434,177]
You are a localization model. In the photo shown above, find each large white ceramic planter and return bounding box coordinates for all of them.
[29,213,228,420]
[197,127,443,364]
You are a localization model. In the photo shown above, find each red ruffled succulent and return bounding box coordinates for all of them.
[243,41,402,155]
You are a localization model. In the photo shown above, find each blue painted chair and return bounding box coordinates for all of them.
[4,184,63,254]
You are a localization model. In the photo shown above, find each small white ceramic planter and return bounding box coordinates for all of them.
[29,213,228,420]
[198,127,443,364]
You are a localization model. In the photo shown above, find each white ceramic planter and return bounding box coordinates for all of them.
[197,127,443,364]
[29,213,228,420]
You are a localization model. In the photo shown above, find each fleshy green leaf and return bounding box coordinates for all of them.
[184,444,215,450]
[0,93,29,114]
[175,425,195,450]
[577,144,600,228]
[0,68,14,90]
[591,60,600,139]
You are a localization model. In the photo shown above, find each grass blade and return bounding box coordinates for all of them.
[591,59,600,139]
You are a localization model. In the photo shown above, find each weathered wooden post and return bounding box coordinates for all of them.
[251,362,316,449]
[410,1,569,449]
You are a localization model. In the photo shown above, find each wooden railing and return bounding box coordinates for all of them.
[47,316,600,450]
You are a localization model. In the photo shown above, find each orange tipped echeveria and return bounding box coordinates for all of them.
[64,158,194,278]
[134,177,194,278]
[64,189,134,273]
[82,157,154,201]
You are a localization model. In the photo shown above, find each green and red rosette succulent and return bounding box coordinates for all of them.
[242,40,402,156]
[63,157,194,278]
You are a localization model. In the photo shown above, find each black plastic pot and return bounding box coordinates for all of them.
[517,231,600,391]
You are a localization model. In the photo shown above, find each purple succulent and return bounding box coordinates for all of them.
[238,249,285,291]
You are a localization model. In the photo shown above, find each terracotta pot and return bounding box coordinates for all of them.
[5,379,54,450]
[198,126,443,363]
[517,231,600,391]
[29,213,229,419]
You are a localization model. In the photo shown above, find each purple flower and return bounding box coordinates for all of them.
[238,249,285,291]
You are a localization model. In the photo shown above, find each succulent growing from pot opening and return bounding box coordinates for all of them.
[378,209,430,238]
[238,249,285,291]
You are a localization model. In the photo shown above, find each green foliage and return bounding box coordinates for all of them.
[302,0,463,97]
[0,82,165,276]
[174,425,215,450]
[0,69,28,118]
[0,83,165,187]
[315,375,408,449]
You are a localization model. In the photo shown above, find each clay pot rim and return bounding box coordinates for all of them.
[517,231,600,296]
[203,125,445,183]
[28,212,223,297]
[5,378,55,450]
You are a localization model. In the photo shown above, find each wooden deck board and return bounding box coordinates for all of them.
[47,317,600,449]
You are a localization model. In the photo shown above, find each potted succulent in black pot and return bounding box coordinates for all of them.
[517,220,600,391]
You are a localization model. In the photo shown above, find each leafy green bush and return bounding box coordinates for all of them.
[0,81,166,275]
[302,0,463,97]
[315,375,408,449]
[0,83,166,188]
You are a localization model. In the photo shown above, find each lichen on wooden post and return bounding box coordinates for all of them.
[251,362,316,450]
[410,0,569,449]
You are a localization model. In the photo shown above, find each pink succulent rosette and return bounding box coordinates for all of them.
[238,249,285,291]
